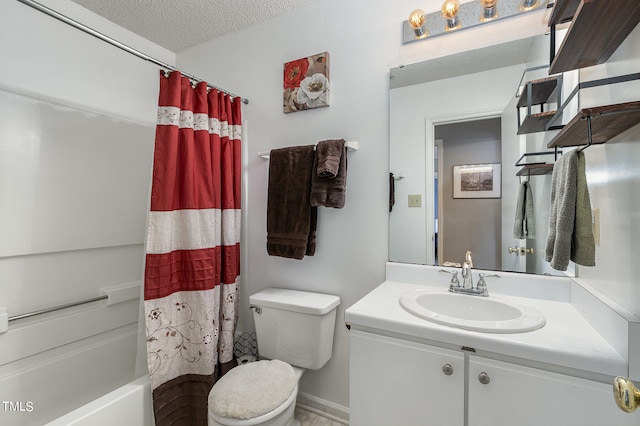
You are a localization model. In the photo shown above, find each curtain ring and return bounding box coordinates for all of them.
[162,70,170,78]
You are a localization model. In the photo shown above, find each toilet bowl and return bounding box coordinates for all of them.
[207,288,340,426]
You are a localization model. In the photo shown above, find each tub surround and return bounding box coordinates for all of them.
[345,262,640,381]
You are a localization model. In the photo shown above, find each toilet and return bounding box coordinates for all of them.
[208,288,340,426]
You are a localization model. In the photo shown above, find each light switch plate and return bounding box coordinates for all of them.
[408,194,421,207]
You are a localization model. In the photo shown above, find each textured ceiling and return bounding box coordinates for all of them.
[68,0,319,52]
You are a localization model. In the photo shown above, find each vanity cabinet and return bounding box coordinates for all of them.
[350,330,636,426]
[467,357,636,426]
[350,330,464,426]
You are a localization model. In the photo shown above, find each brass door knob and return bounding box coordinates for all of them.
[614,376,640,412]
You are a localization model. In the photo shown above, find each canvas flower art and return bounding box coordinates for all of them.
[283,52,330,113]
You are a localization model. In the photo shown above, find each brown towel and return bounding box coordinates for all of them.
[310,139,347,208]
[267,145,317,259]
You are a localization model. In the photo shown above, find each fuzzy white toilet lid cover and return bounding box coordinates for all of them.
[209,359,297,420]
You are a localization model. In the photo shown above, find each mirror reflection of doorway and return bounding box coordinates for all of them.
[433,118,502,270]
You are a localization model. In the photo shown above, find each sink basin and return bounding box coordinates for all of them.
[399,289,545,333]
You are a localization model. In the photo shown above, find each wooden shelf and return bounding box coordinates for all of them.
[516,163,555,177]
[549,0,640,74]
[517,111,557,135]
[549,0,581,25]
[547,101,640,148]
[517,76,560,108]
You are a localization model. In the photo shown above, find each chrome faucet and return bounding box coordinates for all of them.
[440,251,500,297]
[461,250,473,289]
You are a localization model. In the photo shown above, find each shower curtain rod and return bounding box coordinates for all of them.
[17,0,249,105]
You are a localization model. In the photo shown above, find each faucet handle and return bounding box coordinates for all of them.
[439,269,460,290]
[478,273,500,279]
[476,273,500,297]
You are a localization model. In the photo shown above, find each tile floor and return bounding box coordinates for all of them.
[295,407,347,425]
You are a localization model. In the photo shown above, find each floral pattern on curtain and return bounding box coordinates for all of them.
[144,71,242,425]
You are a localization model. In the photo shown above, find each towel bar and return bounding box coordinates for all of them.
[258,141,358,159]
[7,295,109,323]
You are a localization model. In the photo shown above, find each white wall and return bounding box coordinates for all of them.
[175,0,551,412]
[0,1,174,424]
[576,26,640,315]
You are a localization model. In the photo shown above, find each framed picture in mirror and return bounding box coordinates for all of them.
[453,163,501,199]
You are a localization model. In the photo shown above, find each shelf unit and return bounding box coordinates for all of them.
[516,75,563,135]
[547,101,640,148]
[549,0,640,74]
[515,151,560,177]
[512,1,640,174]
[516,163,555,177]
[548,0,581,25]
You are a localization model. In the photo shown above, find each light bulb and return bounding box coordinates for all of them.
[441,0,461,31]
[408,9,429,39]
[480,0,498,21]
[441,0,460,19]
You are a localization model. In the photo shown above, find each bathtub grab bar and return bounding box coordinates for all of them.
[1,282,141,334]
[7,294,109,322]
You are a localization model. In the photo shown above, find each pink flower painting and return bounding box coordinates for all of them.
[283,52,330,113]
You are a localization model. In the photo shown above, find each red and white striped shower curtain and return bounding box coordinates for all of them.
[144,71,242,425]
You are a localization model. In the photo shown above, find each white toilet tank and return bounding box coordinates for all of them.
[249,288,340,370]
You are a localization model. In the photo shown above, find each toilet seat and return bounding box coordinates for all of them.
[209,360,297,423]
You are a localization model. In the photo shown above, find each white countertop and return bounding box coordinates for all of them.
[345,279,628,378]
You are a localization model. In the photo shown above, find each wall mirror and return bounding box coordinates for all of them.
[389,34,567,276]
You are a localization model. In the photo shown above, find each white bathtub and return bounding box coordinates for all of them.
[45,375,153,426]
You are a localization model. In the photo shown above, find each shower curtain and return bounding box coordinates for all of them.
[144,71,242,425]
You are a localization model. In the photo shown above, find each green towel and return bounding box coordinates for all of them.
[545,150,595,271]
[513,182,527,239]
[572,151,595,266]
[513,181,536,239]
[525,181,536,239]
[546,151,577,270]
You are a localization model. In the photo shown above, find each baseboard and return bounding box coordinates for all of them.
[296,392,349,425]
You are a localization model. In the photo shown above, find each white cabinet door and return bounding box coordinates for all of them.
[350,330,464,426]
[468,356,638,426]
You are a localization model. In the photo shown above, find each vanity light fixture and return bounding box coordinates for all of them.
[401,0,548,45]
[479,0,499,21]
[408,9,429,39]
[441,0,461,31]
